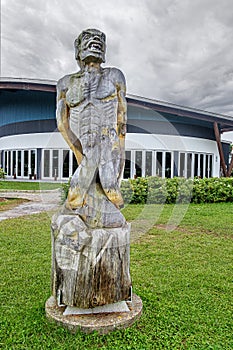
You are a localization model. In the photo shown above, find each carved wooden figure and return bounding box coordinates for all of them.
[51,29,132,308]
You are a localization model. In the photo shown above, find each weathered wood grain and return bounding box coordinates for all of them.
[51,213,132,308]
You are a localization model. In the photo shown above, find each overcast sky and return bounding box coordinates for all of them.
[1,0,233,117]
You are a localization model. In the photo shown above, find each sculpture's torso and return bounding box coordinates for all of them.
[57,64,126,217]
[65,68,119,160]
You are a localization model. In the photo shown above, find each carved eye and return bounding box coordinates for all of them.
[83,33,91,40]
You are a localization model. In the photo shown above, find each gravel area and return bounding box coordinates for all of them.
[0,189,61,221]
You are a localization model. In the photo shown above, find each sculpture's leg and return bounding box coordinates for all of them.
[99,162,124,208]
[68,158,98,209]
[97,132,124,208]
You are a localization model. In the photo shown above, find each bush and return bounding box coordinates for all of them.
[120,180,133,204]
[0,168,6,179]
[129,177,148,204]
[61,176,233,205]
[121,177,193,204]
[192,177,233,203]
[60,178,71,203]
[121,177,233,205]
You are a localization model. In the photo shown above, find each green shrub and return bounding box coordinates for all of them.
[192,177,233,203]
[120,180,133,204]
[61,176,233,205]
[176,177,193,203]
[147,177,167,204]
[122,176,233,205]
[60,178,71,203]
[0,168,6,179]
[129,177,148,204]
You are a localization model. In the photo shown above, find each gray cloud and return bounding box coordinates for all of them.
[2,0,233,121]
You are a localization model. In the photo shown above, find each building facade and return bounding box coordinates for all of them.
[1,78,233,181]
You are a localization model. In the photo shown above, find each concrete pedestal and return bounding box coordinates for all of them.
[45,293,143,334]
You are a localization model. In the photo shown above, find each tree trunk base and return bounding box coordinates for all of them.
[51,213,132,308]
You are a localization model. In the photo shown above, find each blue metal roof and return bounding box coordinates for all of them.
[1,78,233,133]
[0,90,56,127]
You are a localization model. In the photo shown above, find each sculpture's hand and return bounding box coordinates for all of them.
[118,122,127,136]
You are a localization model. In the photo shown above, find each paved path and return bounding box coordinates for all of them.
[0,190,61,221]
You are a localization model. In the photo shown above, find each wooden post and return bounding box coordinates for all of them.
[213,122,228,177]
[228,153,233,177]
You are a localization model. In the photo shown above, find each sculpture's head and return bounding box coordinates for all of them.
[74,28,106,66]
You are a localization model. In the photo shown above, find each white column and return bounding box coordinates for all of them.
[28,150,31,176]
[184,153,187,178]
[69,150,73,178]
[50,150,53,179]
[21,150,24,178]
[15,151,18,176]
[191,153,195,178]
[162,152,166,178]
[203,154,206,178]
[197,154,201,177]
[130,151,135,179]
[152,151,156,176]
[6,151,8,175]
[10,150,13,176]
[141,151,146,178]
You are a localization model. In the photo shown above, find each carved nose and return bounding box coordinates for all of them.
[93,35,101,42]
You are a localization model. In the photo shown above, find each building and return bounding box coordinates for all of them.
[1,77,233,181]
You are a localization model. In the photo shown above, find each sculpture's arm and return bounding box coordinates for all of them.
[56,77,83,165]
[115,72,127,137]
[111,69,127,182]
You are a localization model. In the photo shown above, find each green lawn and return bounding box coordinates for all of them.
[0,181,62,191]
[0,203,232,349]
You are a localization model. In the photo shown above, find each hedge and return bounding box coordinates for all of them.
[121,177,233,204]
[61,177,233,205]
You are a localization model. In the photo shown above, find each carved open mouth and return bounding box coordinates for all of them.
[88,41,103,52]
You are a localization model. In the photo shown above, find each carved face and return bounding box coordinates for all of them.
[75,29,106,65]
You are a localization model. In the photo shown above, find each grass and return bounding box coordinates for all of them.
[0,203,232,349]
[0,181,62,191]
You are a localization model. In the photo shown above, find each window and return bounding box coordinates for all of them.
[200,154,204,178]
[72,153,78,174]
[209,155,213,177]
[124,151,131,179]
[7,151,11,176]
[179,152,213,179]
[24,151,29,177]
[165,152,172,178]
[206,154,213,178]
[179,153,185,177]
[194,154,199,177]
[17,151,21,176]
[62,150,70,178]
[52,150,59,178]
[145,151,152,177]
[187,153,192,178]
[31,150,36,176]
[156,152,162,177]
[12,151,16,176]
[135,151,142,177]
[44,150,50,177]
[4,152,7,174]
